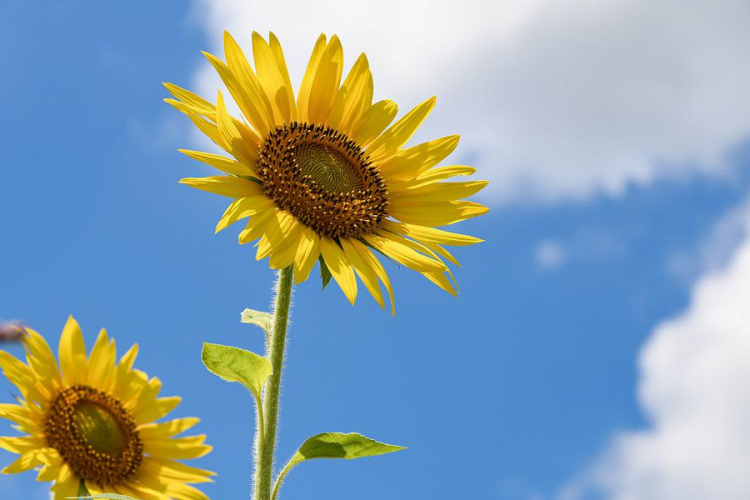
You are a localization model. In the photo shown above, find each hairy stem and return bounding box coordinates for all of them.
[254,266,294,500]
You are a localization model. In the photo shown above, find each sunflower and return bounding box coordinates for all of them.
[0,317,214,500]
[165,32,488,312]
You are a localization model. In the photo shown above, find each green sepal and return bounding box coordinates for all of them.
[241,308,273,334]
[201,343,272,400]
[319,255,332,290]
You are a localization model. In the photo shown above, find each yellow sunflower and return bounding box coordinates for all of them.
[165,32,489,312]
[0,317,214,500]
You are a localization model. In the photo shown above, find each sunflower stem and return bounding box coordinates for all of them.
[254,266,294,500]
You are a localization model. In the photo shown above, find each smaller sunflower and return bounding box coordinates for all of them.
[0,316,214,500]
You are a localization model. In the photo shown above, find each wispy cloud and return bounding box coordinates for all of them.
[187,0,750,205]
[560,194,750,500]
[534,239,567,270]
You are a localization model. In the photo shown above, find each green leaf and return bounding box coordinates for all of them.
[319,255,332,290]
[202,343,272,399]
[291,432,405,465]
[272,432,405,500]
[241,308,273,334]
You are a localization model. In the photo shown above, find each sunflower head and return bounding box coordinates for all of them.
[165,32,489,312]
[0,316,214,500]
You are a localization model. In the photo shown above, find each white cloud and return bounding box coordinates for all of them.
[560,198,750,500]
[187,0,750,205]
[535,239,567,270]
[667,199,750,283]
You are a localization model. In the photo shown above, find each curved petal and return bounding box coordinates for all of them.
[363,233,446,272]
[382,220,483,247]
[367,96,436,161]
[377,135,460,182]
[306,36,344,125]
[389,165,477,191]
[222,31,275,137]
[389,200,489,227]
[87,329,116,393]
[22,328,61,392]
[59,316,86,386]
[215,195,275,233]
[179,149,255,177]
[320,238,357,304]
[390,180,489,203]
[297,34,328,123]
[238,207,276,245]
[351,100,398,148]
[328,54,373,135]
[341,238,384,309]
[349,240,395,314]
[202,50,268,142]
[179,176,263,199]
[252,31,296,124]
[293,226,321,284]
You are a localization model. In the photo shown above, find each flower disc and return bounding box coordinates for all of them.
[257,122,389,239]
[45,385,143,486]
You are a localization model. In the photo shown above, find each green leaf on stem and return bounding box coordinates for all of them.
[240,308,273,334]
[202,343,272,399]
[319,255,333,290]
[272,433,405,500]
[292,432,406,463]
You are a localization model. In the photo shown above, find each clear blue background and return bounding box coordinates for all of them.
[1,2,749,499]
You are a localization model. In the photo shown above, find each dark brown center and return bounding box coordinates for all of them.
[256,122,389,239]
[45,385,143,486]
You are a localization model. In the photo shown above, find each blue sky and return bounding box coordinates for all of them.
[2,1,750,499]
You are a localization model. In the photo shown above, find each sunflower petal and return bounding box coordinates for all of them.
[138,417,201,439]
[163,83,215,116]
[297,34,328,123]
[389,200,489,227]
[378,135,460,182]
[367,96,436,161]
[269,218,304,270]
[3,451,42,473]
[180,176,262,198]
[364,233,446,272]
[216,196,274,233]
[328,54,373,134]
[252,31,296,124]
[221,32,276,136]
[256,210,298,262]
[350,240,395,315]
[239,207,276,245]
[179,149,255,177]
[59,316,86,386]
[294,227,321,284]
[382,220,483,247]
[390,180,489,203]
[351,100,398,148]
[306,36,344,124]
[320,238,357,304]
[143,435,212,460]
[341,239,384,309]
[22,328,61,391]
